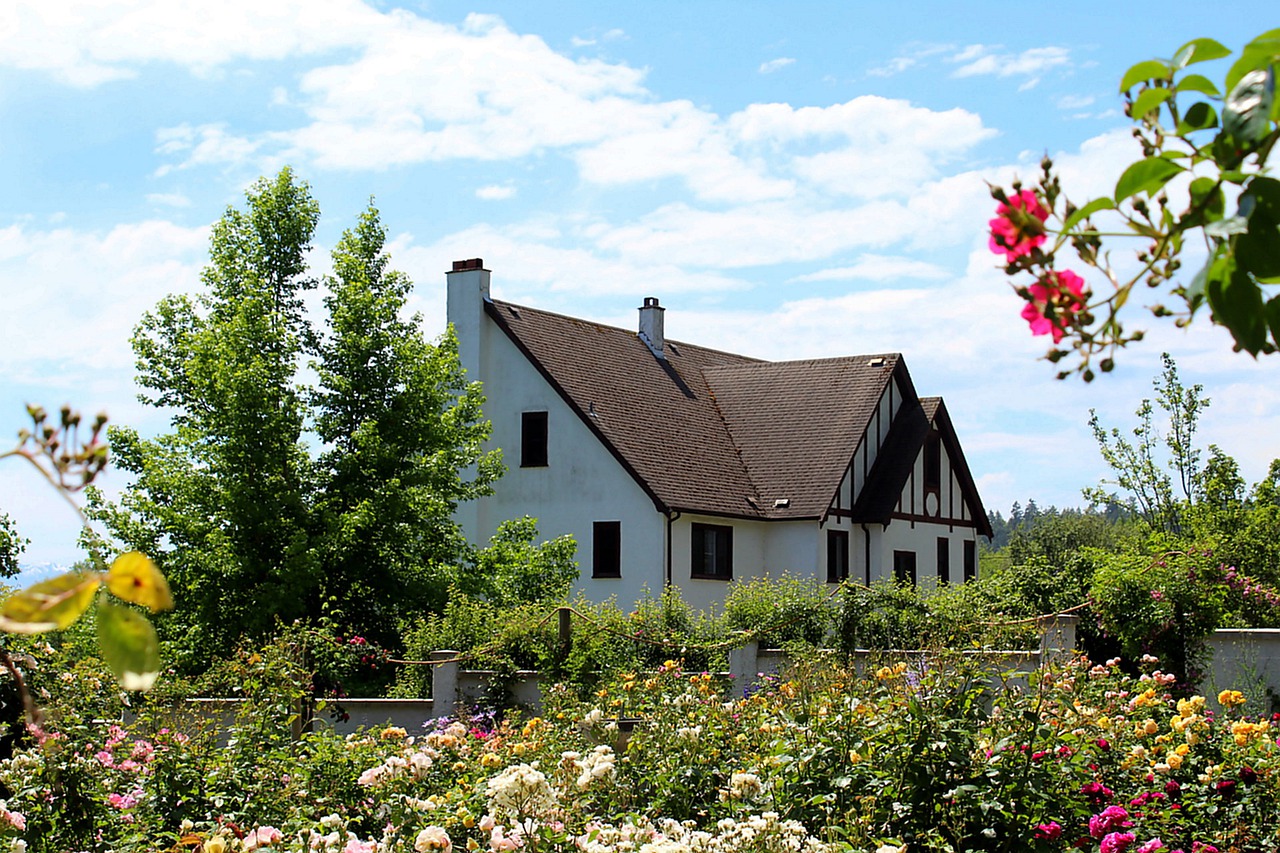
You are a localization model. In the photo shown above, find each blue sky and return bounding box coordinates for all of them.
[2,2,1277,571]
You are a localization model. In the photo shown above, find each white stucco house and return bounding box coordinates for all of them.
[447,258,993,612]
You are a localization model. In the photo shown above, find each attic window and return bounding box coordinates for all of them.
[521,411,548,468]
[507,306,522,318]
[668,342,681,356]
[772,498,790,509]
[868,357,886,367]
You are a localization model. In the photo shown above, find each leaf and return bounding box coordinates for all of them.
[1176,74,1221,97]
[1131,88,1173,120]
[106,551,173,612]
[1173,38,1232,69]
[1121,59,1172,93]
[1223,68,1276,143]
[0,572,101,633]
[1267,295,1280,347]
[1177,101,1219,134]
[1114,157,1186,202]
[1207,267,1267,355]
[97,602,161,691]
[1205,217,1248,238]
[1061,197,1115,232]
[1226,32,1280,92]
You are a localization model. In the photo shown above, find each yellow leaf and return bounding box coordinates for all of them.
[97,602,161,691]
[106,551,173,612]
[0,571,101,633]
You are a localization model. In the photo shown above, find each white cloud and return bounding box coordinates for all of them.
[866,55,918,77]
[146,192,192,207]
[476,184,517,201]
[950,45,1070,81]
[790,255,950,283]
[154,123,266,175]
[758,57,795,74]
[1057,94,1096,110]
[0,220,209,378]
[0,0,385,86]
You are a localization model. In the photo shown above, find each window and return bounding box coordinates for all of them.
[893,550,917,586]
[827,529,849,583]
[936,537,950,585]
[593,521,621,578]
[923,430,941,491]
[521,411,548,467]
[963,540,976,582]
[691,523,733,580]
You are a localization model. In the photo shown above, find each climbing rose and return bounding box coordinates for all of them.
[1090,806,1132,838]
[989,189,1050,262]
[1101,831,1137,853]
[1021,269,1087,342]
[1137,839,1166,853]
[1034,821,1063,840]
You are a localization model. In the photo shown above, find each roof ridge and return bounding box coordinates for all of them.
[489,297,767,364]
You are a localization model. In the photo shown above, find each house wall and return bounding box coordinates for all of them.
[669,514,821,612]
[448,271,667,605]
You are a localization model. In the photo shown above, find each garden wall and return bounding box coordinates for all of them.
[162,617,1280,735]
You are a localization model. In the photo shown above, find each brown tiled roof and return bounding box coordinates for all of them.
[486,298,913,522]
[704,356,899,519]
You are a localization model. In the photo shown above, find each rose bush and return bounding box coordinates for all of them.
[1,644,1278,852]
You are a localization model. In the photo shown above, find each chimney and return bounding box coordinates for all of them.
[638,296,665,360]
[446,258,490,382]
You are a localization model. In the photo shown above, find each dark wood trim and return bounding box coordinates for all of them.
[889,510,977,528]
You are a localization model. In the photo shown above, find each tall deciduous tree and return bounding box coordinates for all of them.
[95,170,502,666]
[311,205,501,644]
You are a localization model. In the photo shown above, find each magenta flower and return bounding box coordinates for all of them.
[1021,269,1087,342]
[1082,781,1114,805]
[1090,805,1132,838]
[1137,840,1166,853]
[1034,821,1063,840]
[990,189,1050,262]
[1102,831,1137,853]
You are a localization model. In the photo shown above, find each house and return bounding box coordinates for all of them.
[447,258,992,611]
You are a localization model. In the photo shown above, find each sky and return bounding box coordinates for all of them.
[1,1,1277,572]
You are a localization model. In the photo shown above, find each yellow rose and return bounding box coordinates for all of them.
[1218,689,1246,708]
[203,837,228,853]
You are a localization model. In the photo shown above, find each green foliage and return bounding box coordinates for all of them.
[991,30,1280,377]
[723,573,832,648]
[1085,547,1276,690]
[93,169,501,668]
[463,518,579,608]
[1084,353,1208,535]
[0,509,23,580]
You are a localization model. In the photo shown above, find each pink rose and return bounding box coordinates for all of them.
[1021,269,1087,342]
[1102,832,1137,853]
[990,189,1050,262]
[1137,839,1166,853]
[1034,821,1063,840]
[1089,805,1132,838]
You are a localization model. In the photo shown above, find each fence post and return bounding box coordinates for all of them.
[558,607,572,661]
[431,650,460,719]
[728,639,759,694]
[1037,614,1079,665]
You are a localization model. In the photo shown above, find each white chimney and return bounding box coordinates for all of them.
[638,296,665,359]
[446,258,490,381]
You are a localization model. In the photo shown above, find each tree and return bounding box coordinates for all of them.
[1084,353,1207,535]
[95,169,502,666]
[988,30,1280,379]
[310,205,502,644]
[0,510,23,580]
